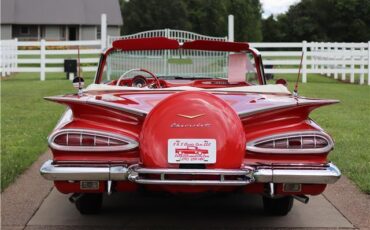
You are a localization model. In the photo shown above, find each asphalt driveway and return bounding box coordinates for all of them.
[2,152,369,230]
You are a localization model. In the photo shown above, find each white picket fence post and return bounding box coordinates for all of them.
[228,15,234,42]
[326,45,331,77]
[302,40,307,83]
[40,39,46,81]
[101,14,107,50]
[334,43,338,79]
[359,47,364,85]
[165,28,170,76]
[341,46,346,81]
[350,46,355,83]
[320,43,324,74]
[13,38,18,74]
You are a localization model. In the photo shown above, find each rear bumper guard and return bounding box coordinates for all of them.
[40,160,341,186]
[128,166,255,185]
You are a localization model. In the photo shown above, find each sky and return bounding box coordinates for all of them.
[260,0,300,18]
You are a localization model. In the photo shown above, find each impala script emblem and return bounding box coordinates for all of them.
[176,114,205,119]
[170,123,211,128]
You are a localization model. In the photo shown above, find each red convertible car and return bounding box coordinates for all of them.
[40,37,341,215]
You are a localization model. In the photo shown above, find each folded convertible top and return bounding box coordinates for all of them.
[84,84,292,95]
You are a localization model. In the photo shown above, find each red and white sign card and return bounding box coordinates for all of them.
[168,139,216,164]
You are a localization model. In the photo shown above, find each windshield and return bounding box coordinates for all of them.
[97,49,262,85]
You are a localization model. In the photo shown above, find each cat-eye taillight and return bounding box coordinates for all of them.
[49,129,138,152]
[246,131,333,154]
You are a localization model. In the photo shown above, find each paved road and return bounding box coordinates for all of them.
[28,189,352,229]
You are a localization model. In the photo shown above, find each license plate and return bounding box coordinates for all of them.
[80,181,99,190]
[168,139,216,164]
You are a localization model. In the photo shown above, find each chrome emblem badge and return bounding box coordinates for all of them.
[176,114,204,119]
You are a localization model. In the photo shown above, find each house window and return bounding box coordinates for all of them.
[97,26,101,39]
[40,26,45,38]
[20,26,30,35]
[60,26,66,39]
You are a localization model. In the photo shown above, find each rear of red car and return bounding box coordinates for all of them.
[40,38,341,215]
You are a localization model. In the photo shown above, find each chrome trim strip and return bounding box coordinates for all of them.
[52,109,73,131]
[129,178,252,186]
[253,162,341,184]
[246,130,334,154]
[132,166,253,176]
[44,96,85,104]
[298,99,340,106]
[48,129,138,152]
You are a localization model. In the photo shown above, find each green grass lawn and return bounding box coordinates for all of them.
[1,72,369,193]
[273,73,370,193]
[1,72,94,190]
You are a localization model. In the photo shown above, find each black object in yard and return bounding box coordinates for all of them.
[264,64,274,80]
[64,59,77,79]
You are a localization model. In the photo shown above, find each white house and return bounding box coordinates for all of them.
[1,0,123,40]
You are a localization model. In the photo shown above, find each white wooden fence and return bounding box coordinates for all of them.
[0,39,101,80]
[251,41,370,85]
[1,35,369,85]
[0,39,18,77]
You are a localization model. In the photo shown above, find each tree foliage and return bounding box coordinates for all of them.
[120,0,263,42]
[262,0,370,42]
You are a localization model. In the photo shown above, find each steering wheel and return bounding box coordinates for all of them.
[116,68,161,88]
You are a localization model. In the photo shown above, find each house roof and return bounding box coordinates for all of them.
[1,0,123,25]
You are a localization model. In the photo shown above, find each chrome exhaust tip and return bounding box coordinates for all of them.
[293,195,309,204]
[69,193,83,203]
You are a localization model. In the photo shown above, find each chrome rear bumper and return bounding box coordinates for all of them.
[253,163,341,184]
[40,160,341,186]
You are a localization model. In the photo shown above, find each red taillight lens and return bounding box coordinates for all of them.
[302,137,315,148]
[315,137,328,148]
[49,129,138,152]
[256,136,329,149]
[288,137,301,149]
[248,132,333,154]
[257,141,274,148]
[53,133,128,146]
[54,134,67,145]
[68,134,81,146]
[108,138,127,146]
[274,139,287,148]
[95,136,109,146]
[81,135,95,146]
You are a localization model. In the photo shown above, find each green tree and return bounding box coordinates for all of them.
[226,0,263,41]
[265,0,370,42]
[120,0,263,42]
[122,0,191,34]
[262,15,283,42]
[187,0,228,38]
